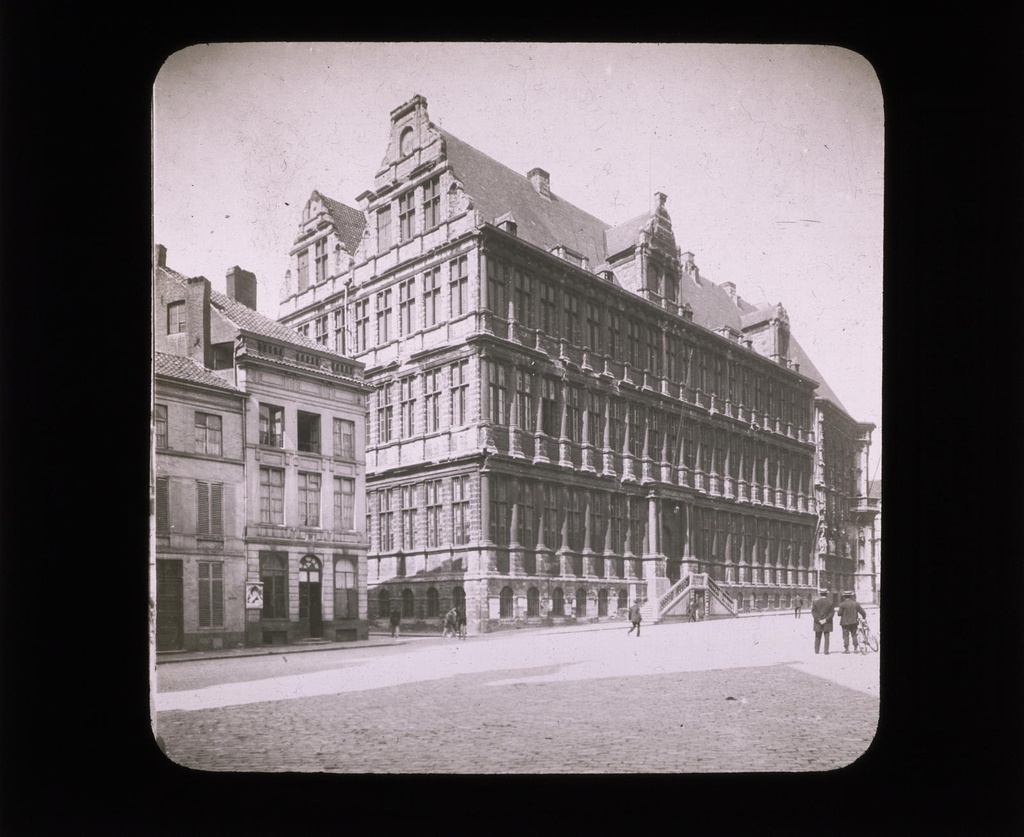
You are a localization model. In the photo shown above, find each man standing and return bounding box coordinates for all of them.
[627,600,642,637]
[810,589,835,654]
[389,607,402,638]
[794,595,804,619]
[836,591,868,653]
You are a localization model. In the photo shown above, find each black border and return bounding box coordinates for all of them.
[4,9,1023,835]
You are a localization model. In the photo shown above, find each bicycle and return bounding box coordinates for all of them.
[857,616,879,653]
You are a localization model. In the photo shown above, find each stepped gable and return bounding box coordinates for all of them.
[437,127,611,268]
[317,191,366,252]
[154,351,241,392]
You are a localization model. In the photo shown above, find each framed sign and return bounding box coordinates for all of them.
[245,582,264,609]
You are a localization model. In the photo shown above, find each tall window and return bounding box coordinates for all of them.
[194,412,222,456]
[398,191,416,242]
[609,398,624,454]
[527,587,540,617]
[400,484,417,550]
[452,476,469,545]
[399,376,416,438]
[422,177,440,230]
[628,496,645,555]
[630,404,644,457]
[379,489,394,552]
[154,404,168,449]
[377,384,393,444]
[567,489,584,552]
[167,301,185,334]
[423,267,441,328]
[449,256,469,317]
[425,480,442,547]
[259,404,284,448]
[259,467,284,525]
[376,289,392,345]
[424,367,442,433]
[552,587,565,616]
[515,370,532,429]
[664,271,679,304]
[334,477,355,530]
[500,586,514,619]
[490,476,510,546]
[517,482,535,548]
[590,491,604,554]
[540,377,558,436]
[398,278,416,336]
[155,476,169,534]
[537,281,555,336]
[354,299,369,353]
[314,314,329,345]
[585,301,601,350]
[197,562,224,628]
[608,311,622,360]
[450,360,468,426]
[334,307,347,354]
[567,385,583,443]
[609,494,624,554]
[513,269,533,326]
[377,206,392,252]
[543,484,560,548]
[587,392,603,447]
[627,319,642,368]
[314,237,328,284]
[333,418,355,459]
[486,361,507,425]
[196,480,223,538]
[260,553,287,619]
[334,557,357,619]
[563,292,580,342]
[297,411,320,454]
[486,258,507,316]
[647,327,661,374]
[426,587,440,618]
[297,249,309,292]
[298,472,321,527]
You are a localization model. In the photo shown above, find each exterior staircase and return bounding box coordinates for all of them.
[655,572,738,621]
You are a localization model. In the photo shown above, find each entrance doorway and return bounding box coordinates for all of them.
[156,559,184,651]
[298,555,323,638]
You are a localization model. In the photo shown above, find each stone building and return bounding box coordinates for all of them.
[276,94,878,633]
[153,247,372,648]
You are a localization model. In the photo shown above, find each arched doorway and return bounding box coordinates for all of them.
[453,586,466,611]
[552,587,565,616]
[298,555,323,638]
[527,586,540,617]
[500,586,514,618]
[401,588,415,618]
[617,589,627,613]
[576,588,588,617]
[426,587,440,617]
[598,589,609,616]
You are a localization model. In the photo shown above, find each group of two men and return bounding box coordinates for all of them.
[810,590,867,654]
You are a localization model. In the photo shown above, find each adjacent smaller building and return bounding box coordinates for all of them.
[153,247,372,649]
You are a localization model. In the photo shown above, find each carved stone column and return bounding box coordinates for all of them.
[602,393,616,477]
[694,440,705,493]
[533,378,549,464]
[558,378,572,468]
[509,371,525,459]
[621,405,636,483]
[724,444,734,499]
[640,410,654,484]
[581,397,596,473]
[479,471,492,545]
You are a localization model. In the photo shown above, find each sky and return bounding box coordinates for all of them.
[153,42,883,483]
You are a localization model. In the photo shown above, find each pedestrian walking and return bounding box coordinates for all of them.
[456,605,467,639]
[627,600,642,637]
[688,594,699,622]
[810,589,835,654]
[442,606,458,638]
[794,595,804,619]
[389,607,402,638]
[836,591,867,653]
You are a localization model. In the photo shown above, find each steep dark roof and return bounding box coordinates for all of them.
[678,271,754,334]
[318,192,366,253]
[154,351,242,393]
[438,128,611,267]
[604,211,654,259]
[787,334,849,414]
[210,290,330,353]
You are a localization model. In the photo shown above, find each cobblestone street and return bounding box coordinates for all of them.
[155,610,880,773]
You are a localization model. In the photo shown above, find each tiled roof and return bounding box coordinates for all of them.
[604,211,654,258]
[154,352,242,393]
[438,128,611,267]
[209,290,332,353]
[318,192,366,253]
[787,335,849,415]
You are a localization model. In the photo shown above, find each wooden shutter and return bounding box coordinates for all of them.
[156,477,169,534]
[198,562,211,627]
[211,562,223,627]
[211,483,223,537]
[197,481,210,536]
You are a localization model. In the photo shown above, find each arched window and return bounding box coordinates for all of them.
[453,586,466,610]
[616,589,627,612]
[527,587,540,617]
[500,586,514,619]
[426,587,439,617]
[598,589,608,616]
[576,588,588,617]
[552,587,565,616]
[334,557,357,619]
[378,589,391,619]
[402,588,415,618]
[399,126,415,157]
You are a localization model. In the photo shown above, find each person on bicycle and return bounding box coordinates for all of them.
[836,590,867,653]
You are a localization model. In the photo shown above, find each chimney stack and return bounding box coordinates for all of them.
[185,276,212,367]
[226,266,258,310]
[155,243,167,268]
[527,167,551,198]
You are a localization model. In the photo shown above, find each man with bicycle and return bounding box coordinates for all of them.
[836,590,867,653]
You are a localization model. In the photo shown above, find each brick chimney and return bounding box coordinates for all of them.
[185,276,212,367]
[226,266,258,310]
[527,167,551,198]
[154,243,167,268]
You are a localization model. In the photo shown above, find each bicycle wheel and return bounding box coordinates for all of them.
[864,627,879,652]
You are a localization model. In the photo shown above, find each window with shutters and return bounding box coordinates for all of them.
[259,404,284,447]
[333,418,355,459]
[449,256,469,317]
[154,404,168,449]
[334,477,355,530]
[259,467,285,525]
[297,411,320,454]
[167,300,186,334]
[334,557,358,619]
[451,476,469,545]
[155,476,169,534]
[196,480,223,539]
[197,562,224,628]
[298,472,321,527]
[194,412,222,456]
[260,552,288,619]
